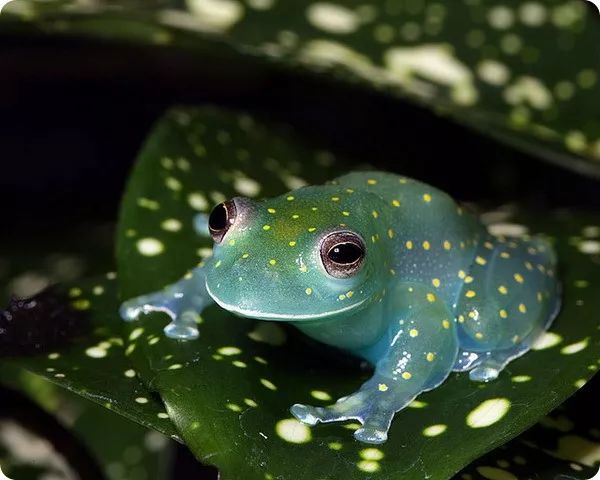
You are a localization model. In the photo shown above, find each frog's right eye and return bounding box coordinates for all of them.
[209,200,237,243]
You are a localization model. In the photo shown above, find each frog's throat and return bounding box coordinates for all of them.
[205,282,369,321]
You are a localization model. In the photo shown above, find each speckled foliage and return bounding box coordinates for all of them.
[1,276,179,440]
[2,0,600,176]
[115,107,599,480]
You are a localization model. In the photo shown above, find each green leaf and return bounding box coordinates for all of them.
[2,0,600,176]
[0,367,175,480]
[116,107,599,480]
[458,377,600,479]
[1,275,179,440]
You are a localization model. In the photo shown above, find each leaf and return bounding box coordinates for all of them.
[2,0,600,176]
[0,275,179,440]
[116,107,600,480]
[458,376,600,479]
[0,367,175,480]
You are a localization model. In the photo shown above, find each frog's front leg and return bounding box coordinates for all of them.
[119,266,213,340]
[292,285,459,444]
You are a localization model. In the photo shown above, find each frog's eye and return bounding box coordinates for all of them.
[320,231,366,278]
[209,200,237,243]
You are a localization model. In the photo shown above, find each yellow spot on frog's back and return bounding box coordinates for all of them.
[241,253,250,259]
[518,303,527,313]
[342,211,350,216]
[498,285,508,295]
[426,293,436,303]
[423,193,432,202]
[292,214,300,219]
[289,241,297,247]
[432,278,441,288]
[465,290,476,298]
[499,309,508,319]
[331,196,340,202]
[305,288,313,295]
[442,319,451,329]
[267,208,276,214]
[406,240,414,249]
[426,352,435,362]
[286,195,294,201]
[378,383,388,392]
[409,329,419,337]
[475,332,484,339]
[263,224,271,231]
[269,259,277,266]
[387,228,395,238]
[443,240,452,250]
[391,199,401,207]
[402,372,412,380]
[458,270,466,279]
[476,256,487,265]
[367,178,377,185]
[422,241,431,250]
[500,251,511,259]
[372,210,379,219]
[514,273,524,283]
[308,227,317,233]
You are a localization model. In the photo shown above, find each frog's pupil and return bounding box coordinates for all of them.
[209,203,228,231]
[328,242,363,265]
[208,200,236,243]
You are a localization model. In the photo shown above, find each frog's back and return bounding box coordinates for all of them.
[332,171,486,307]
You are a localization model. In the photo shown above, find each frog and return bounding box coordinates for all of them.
[120,171,560,444]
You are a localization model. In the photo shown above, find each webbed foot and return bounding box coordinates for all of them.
[119,267,212,341]
[291,391,394,444]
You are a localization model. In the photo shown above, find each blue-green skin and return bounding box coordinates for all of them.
[121,172,560,444]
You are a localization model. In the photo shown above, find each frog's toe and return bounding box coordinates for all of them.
[120,298,144,322]
[354,426,388,444]
[163,310,200,340]
[469,364,500,382]
[354,410,393,444]
[290,404,321,426]
[291,401,360,425]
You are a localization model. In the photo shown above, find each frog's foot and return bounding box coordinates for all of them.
[120,292,201,341]
[291,392,394,444]
[457,344,530,383]
[119,290,174,322]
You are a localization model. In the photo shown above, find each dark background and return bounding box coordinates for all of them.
[2,35,600,236]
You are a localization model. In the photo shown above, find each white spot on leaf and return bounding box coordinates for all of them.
[275,418,312,443]
[306,3,360,34]
[466,398,511,428]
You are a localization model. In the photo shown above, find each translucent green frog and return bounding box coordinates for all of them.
[121,172,560,444]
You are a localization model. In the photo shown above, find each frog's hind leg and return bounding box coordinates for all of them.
[454,234,560,382]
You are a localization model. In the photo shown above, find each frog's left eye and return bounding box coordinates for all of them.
[209,200,237,243]
[320,231,366,278]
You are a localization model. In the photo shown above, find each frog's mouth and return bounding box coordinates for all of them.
[205,281,368,321]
